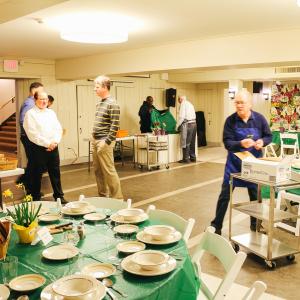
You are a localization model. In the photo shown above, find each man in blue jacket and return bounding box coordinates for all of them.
[211,90,272,235]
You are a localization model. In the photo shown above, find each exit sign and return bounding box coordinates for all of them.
[4,60,19,72]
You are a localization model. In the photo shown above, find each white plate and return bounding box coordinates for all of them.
[110,213,148,224]
[117,208,145,221]
[61,205,96,216]
[0,284,10,300]
[39,213,61,222]
[83,213,106,222]
[52,274,99,298]
[42,244,79,260]
[136,230,182,245]
[81,263,116,279]
[144,225,176,241]
[131,250,169,271]
[117,241,146,254]
[41,281,106,300]
[113,224,139,234]
[9,274,46,292]
[121,254,176,276]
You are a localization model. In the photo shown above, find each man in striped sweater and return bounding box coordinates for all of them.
[92,75,123,199]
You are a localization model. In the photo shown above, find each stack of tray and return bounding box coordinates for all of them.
[149,141,168,151]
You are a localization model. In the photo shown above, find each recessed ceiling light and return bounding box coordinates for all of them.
[45,12,141,44]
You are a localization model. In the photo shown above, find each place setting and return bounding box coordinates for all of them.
[61,201,96,216]
[136,225,182,245]
[110,208,149,224]
[121,250,177,277]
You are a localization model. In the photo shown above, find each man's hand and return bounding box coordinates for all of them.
[240,138,256,149]
[254,139,264,150]
[46,142,58,151]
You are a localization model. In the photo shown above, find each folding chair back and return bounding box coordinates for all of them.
[148,208,195,242]
[280,133,300,157]
[192,226,247,300]
[263,143,277,158]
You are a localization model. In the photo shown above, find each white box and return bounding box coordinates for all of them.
[241,156,291,183]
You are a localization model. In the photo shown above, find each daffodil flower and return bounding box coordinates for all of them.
[2,189,13,198]
[16,183,24,189]
[24,195,33,202]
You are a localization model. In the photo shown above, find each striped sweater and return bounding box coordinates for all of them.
[93,96,120,144]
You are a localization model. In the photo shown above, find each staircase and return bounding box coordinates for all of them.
[0,113,17,153]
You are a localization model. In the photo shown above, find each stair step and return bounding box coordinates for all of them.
[0,142,17,151]
[6,121,16,126]
[1,126,15,132]
[0,131,16,138]
[0,136,16,144]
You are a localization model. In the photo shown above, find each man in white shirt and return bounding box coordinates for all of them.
[23,91,66,203]
[177,95,197,163]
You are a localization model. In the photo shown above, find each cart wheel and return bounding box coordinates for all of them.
[231,242,240,253]
[156,166,160,170]
[138,164,143,170]
[286,254,295,262]
[265,260,276,270]
[166,165,170,169]
[148,167,152,171]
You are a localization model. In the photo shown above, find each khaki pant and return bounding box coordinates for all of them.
[92,139,123,199]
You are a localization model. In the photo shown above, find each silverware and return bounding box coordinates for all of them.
[102,278,128,298]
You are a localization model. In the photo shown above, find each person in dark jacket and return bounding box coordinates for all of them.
[138,96,155,133]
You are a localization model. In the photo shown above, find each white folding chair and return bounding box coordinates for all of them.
[192,226,247,300]
[279,133,300,158]
[241,281,267,300]
[147,205,195,242]
[275,191,300,236]
[263,143,277,158]
[83,197,131,210]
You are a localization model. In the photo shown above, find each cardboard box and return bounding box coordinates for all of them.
[235,151,292,183]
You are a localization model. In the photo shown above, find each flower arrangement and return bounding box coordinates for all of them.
[2,183,41,227]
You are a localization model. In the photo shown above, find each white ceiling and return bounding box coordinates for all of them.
[1,0,300,60]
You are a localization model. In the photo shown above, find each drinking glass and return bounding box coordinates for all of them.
[63,229,80,246]
[0,256,18,284]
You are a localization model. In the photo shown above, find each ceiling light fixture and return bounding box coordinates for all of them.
[45,12,140,44]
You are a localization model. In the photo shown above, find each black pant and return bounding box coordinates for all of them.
[20,134,34,192]
[31,144,64,200]
[182,122,197,160]
[211,182,257,230]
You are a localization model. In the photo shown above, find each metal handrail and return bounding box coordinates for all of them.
[0,96,15,110]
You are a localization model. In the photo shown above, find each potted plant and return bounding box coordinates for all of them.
[2,184,41,244]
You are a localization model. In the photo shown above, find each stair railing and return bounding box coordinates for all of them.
[0,97,15,125]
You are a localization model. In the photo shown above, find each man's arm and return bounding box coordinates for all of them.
[177,101,186,128]
[106,104,120,145]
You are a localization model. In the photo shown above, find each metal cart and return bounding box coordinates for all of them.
[229,173,300,269]
[136,134,170,171]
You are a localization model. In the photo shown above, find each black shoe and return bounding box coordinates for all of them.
[250,224,256,232]
[178,159,190,163]
[190,158,196,162]
[210,224,221,235]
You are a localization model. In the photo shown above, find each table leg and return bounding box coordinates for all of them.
[133,138,135,168]
[121,141,124,166]
[0,178,2,209]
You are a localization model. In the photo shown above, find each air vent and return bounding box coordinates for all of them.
[275,66,300,74]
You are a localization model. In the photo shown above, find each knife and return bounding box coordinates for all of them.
[54,222,73,229]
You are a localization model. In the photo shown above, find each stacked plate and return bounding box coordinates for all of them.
[121,250,176,276]
[41,274,106,300]
[62,202,96,216]
[137,225,182,245]
[42,244,79,260]
[110,208,148,224]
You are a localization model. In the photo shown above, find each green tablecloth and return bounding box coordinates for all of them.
[1,212,199,300]
[272,130,300,145]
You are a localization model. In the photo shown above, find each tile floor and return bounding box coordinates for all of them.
[2,146,299,299]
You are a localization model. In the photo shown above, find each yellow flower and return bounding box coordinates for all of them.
[16,183,24,189]
[24,195,33,202]
[2,189,13,198]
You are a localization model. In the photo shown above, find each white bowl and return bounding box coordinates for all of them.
[131,250,169,271]
[117,208,144,221]
[66,201,90,213]
[144,225,176,241]
[52,275,98,300]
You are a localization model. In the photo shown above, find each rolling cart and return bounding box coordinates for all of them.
[136,134,170,171]
[229,173,300,269]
